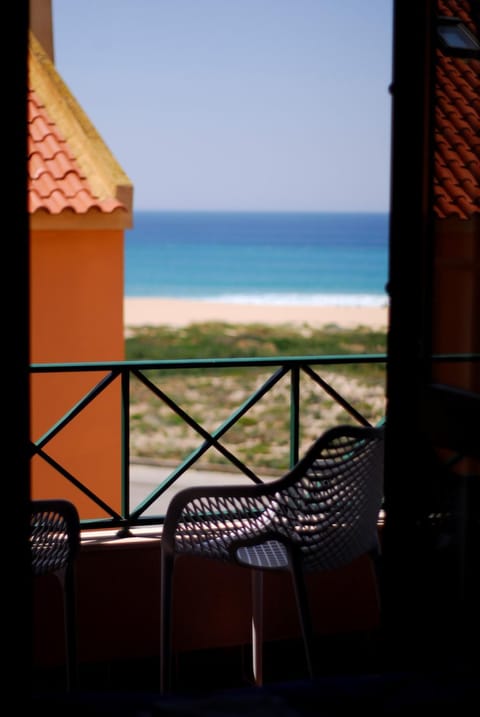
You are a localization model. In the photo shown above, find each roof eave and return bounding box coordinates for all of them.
[30,207,133,232]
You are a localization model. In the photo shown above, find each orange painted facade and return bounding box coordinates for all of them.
[29,227,126,517]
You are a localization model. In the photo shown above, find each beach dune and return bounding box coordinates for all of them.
[124,297,389,330]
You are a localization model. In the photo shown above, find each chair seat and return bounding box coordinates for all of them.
[235,539,290,569]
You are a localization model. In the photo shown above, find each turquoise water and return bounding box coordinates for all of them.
[124,211,389,307]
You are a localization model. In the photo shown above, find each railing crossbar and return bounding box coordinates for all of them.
[32,444,124,521]
[302,365,372,427]
[129,366,290,519]
[32,369,120,449]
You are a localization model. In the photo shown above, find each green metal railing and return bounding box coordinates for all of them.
[31,353,387,532]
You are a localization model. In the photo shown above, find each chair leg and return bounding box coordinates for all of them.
[368,547,383,612]
[160,551,174,693]
[63,569,78,691]
[289,558,314,678]
[251,570,263,686]
[55,568,78,691]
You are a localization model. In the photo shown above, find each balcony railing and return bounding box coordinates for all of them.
[30,351,479,533]
[31,353,387,534]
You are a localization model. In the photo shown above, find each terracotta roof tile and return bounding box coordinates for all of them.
[27,88,126,216]
[434,0,480,220]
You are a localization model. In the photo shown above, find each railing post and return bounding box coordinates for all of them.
[120,367,130,524]
[290,366,300,467]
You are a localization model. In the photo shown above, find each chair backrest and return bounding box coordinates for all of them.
[164,424,384,574]
[256,424,384,571]
[30,499,80,577]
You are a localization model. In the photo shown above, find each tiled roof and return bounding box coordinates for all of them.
[28,88,125,216]
[28,31,133,226]
[434,0,480,220]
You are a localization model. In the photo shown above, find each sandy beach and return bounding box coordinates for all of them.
[124,297,389,330]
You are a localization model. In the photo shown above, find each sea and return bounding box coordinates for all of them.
[124,211,389,307]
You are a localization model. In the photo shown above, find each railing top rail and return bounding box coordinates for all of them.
[29,351,479,373]
[30,353,388,372]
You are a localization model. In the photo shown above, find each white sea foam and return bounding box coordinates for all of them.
[196,292,388,308]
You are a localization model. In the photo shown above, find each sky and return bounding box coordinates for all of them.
[52,0,393,213]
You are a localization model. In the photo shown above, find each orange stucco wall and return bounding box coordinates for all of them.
[432,218,480,393]
[30,228,125,518]
[33,540,381,667]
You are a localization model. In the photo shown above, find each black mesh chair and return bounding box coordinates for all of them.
[160,424,385,691]
[30,499,81,690]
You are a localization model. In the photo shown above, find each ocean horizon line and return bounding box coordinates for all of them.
[131,208,389,216]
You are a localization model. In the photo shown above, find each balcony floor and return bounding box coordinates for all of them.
[31,631,477,716]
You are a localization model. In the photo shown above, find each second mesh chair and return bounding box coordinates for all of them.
[160,423,385,691]
[31,499,81,691]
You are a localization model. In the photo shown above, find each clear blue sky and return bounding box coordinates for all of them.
[52,0,393,213]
